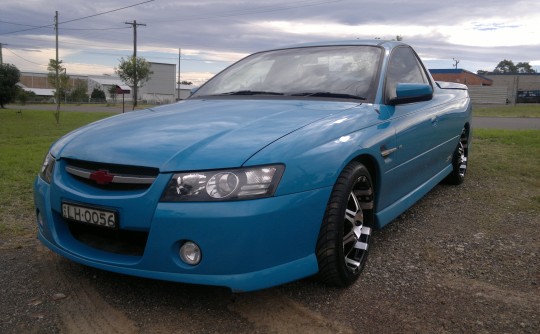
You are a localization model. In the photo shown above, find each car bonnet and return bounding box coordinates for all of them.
[51,99,360,171]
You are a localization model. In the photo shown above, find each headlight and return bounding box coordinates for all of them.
[160,165,284,202]
[39,153,56,183]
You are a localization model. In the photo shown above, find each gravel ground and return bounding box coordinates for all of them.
[1,158,538,333]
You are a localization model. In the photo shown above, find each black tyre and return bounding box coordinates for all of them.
[444,127,469,185]
[316,161,374,286]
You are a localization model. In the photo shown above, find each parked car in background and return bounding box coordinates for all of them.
[517,90,540,103]
[34,40,471,292]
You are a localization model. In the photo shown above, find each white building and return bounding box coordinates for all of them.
[88,75,132,102]
[175,84,196,100]
[139,62,176,104]
[18,61,193,105]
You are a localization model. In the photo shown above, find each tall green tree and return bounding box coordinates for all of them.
[47,59,70,100]
[493,59,537,74]
[115,56,152,110]
[47,59,70,122]
[493,59,517,73]
[0,63,21,108]
[516,62,537,73]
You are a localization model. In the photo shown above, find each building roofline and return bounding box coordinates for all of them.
[485,72,540,76]
[429,68,493,82]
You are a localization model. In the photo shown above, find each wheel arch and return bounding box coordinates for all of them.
[351,154,378,188]
[462,121,472,151]
[464,121,471,136]
[349,153,379,226]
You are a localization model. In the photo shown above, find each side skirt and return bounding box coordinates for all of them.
[375,164,452,228]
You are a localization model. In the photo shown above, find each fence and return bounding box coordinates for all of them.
[467,86,508,104]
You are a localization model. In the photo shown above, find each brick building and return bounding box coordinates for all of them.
[429,69,493,86]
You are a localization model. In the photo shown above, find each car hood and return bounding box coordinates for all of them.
[52,99,361,171]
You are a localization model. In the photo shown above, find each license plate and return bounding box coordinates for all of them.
[62,203,117,229]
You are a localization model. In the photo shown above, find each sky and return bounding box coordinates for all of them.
[1,0,539,86]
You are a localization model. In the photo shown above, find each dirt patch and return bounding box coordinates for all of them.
[229,292,353,334]
[35,246,138,334]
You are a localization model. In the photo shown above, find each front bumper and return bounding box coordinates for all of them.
[34,174,331,292]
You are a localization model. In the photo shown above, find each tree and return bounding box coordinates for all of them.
[0,63,20,108]
[108,86,117,103]
[90,87,106,102]
[115,56,152,110]
[180,80,193,85]
[69,79,89,103]
[516,62,537,74]
[47,59,69,122]
[47,59,70,101]
[17,87,36,105]
[493,59,517,73]
[492,59,537,74]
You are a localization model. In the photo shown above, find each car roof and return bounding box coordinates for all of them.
[266,39,406,51]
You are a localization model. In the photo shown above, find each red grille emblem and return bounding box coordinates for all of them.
[89,170,115,185]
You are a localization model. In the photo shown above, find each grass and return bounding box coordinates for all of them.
[473,104,540,117]
[471,129,540,211]
[0,109,116,236]
[0,107,538,239]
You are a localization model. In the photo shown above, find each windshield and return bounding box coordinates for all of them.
[192,45,382,101]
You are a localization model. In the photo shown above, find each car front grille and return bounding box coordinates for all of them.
[64,159,159,191]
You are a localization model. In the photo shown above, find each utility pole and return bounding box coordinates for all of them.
[55,11,60,123]
[0,43,4,65]
[125,20,146,110]
[177,48,181,100]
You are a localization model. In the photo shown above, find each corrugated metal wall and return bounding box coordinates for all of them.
[468,86,508,104]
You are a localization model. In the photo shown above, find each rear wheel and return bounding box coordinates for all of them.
[316,161,374,286]
[445,127,469,185]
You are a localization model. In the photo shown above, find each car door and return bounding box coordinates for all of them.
[377,46,444,211]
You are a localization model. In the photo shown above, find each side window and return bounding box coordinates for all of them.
[385,47,429,102]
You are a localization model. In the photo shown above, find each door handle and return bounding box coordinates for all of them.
[380,146,398,158]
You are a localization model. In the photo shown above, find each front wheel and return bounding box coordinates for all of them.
[316,161,374,286]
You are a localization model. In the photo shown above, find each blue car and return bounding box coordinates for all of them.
[34,40,471,292]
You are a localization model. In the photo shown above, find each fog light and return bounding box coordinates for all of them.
[36,210,44,227]
[179,241,201,265]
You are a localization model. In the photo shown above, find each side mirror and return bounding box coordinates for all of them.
[190,87,199,96]
[390,83,433,105]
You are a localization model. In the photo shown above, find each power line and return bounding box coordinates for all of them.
[0,19,128,31]
[61,27,132,31]
[2,0,342,73]
[4,47,46,66]
[0,23,53,35]
[60,0,155,25]
[1,0,338,34]
[147,0,343,24]
[0,20,43,27]
[0,0,155,35]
